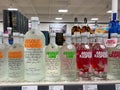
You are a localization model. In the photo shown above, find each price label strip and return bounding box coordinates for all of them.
[116,84,120,90]
[49,85,64,90]
[22,86,38,90]
[83,85,97,90]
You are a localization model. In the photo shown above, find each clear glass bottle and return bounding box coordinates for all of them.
[0,33,8,81]
[107,33,120,80]
[45,33,60,81]
[92,34,107,80]
[24,17,45,81]
[76,33,92,80]
[8,32,24,81]
[60,33,76,81]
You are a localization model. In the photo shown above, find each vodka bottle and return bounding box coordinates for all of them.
[60,33,76,81]
[45,33,60,81]
[92,34,107,80]
[8,33,24,81]
[0,33,8,81]
[76,33,92,80]
[24,17,45,81]
[107,33,120,80]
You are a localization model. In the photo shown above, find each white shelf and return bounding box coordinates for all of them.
[0,80,120,86]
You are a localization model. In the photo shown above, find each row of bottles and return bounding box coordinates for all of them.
[0,16,120,82]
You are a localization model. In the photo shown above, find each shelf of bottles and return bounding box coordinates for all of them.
[3,10,28,34]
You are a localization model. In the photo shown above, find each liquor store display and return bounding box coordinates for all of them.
[0,16,120,87]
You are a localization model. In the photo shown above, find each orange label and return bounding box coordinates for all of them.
[0,52,3,58]
[8,51,23,58]
[24,39,43,48]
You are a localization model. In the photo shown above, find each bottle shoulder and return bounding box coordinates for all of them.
[25,30,45,39]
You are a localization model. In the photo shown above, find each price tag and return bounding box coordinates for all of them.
[104,38,117,47]
[116,84,120,90]
[22,86,38,90]
[49,85,64,90]
[83,85,97,90]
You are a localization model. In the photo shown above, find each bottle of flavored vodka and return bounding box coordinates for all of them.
[24,17,45,81]
[107,33,120,80]
[76,32,81,49]
[60,33,77,81]
[0,33,8,81]
[76,33,92,80]
[8,32,24,81]
[45,33,60,81]
[92,34,107,80]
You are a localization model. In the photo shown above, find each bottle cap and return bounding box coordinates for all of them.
[13,32,20,36]
[50,33,56,36]
[65,33,71,37]
[111,33,118,37]
[3,33,9,37]
[103,33,108,38]
[95,33,103,37]
[20,33,24,37]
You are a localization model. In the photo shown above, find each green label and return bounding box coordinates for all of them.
[46,52,59,59]
[64,52,75,59]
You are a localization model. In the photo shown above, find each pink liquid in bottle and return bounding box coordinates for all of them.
[76,33,92,80]
[92,34,107,80]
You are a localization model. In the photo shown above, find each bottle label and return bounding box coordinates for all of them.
[0,52,3,58]
[64,52,75,59]
[24,39,43,48]
[8,51,23,79]
[46,52,59,59]
[8,51,23,58]
[105,38,117,47]
[109,51,120,58]
[94,51,108,58]
[79,52,92,58]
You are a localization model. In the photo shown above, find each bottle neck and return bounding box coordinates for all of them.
[31,21,39,32]
[66,36,72,44]
[14,36,20,44]
[76,37,81,43]
[81,36,87,43]
[3,37,9,45]
[50,36,56,45]
[96,37,103,43]
[0,36,2,44]
[112,13,118,21]
[72,36,76,44]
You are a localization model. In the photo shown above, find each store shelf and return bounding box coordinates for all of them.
[0,80,120,86]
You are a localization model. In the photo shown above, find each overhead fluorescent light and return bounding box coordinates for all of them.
[8,8,18,11]
[91,18,99,21]
[58,9,68,13]
[107,10,112,13]
[55,17,63,20]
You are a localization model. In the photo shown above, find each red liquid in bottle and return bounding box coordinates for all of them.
[76,43,92,80]
[92,43,107,80]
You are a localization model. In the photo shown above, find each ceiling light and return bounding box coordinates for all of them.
[107,10,112,13]
[91,18,99,21]
[55,17,63,20]
[8,8,18,11]
[58,9,68,13]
